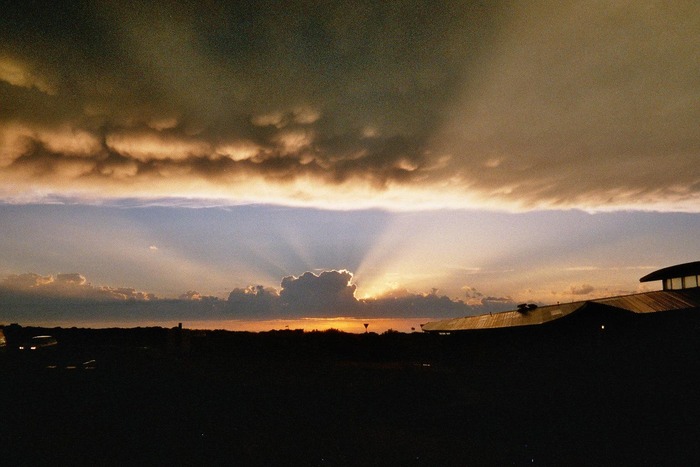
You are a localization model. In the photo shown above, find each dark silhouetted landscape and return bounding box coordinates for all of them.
[3,309,700,466]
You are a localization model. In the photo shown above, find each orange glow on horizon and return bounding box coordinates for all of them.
[17,317,430,334]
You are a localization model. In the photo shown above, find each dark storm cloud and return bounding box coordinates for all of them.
[1,0,699,209]
[0,0,498,206]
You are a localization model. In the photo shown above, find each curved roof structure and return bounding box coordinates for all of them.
[423,262,700,334]
[422,289,700,333]
[640,261,700,283]
[421,301,585,332]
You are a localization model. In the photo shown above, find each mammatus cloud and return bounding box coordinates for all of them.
[0,270,515,322]
[0,1,698,211]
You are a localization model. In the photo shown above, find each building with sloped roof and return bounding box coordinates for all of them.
[639,261,700,291]
[422,262,700,334]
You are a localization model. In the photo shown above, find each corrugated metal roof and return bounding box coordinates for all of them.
[421,301,586,332]
[639,261,700,282]
[594,289,700,313]
[422,289,700,333]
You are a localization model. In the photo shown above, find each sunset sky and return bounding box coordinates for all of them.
[1,1,699,331]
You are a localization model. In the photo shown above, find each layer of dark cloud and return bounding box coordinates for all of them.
[1,1,698,210]
[0,270,515,323]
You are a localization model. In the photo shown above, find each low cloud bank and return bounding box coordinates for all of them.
[1,273,156,301]
[0,270,516,324]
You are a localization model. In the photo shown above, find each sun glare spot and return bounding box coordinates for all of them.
[357,281,403,300]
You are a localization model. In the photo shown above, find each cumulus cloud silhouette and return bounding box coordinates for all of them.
[279,270,359,316]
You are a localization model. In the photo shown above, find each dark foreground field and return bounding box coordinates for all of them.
[2,312,700,466]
